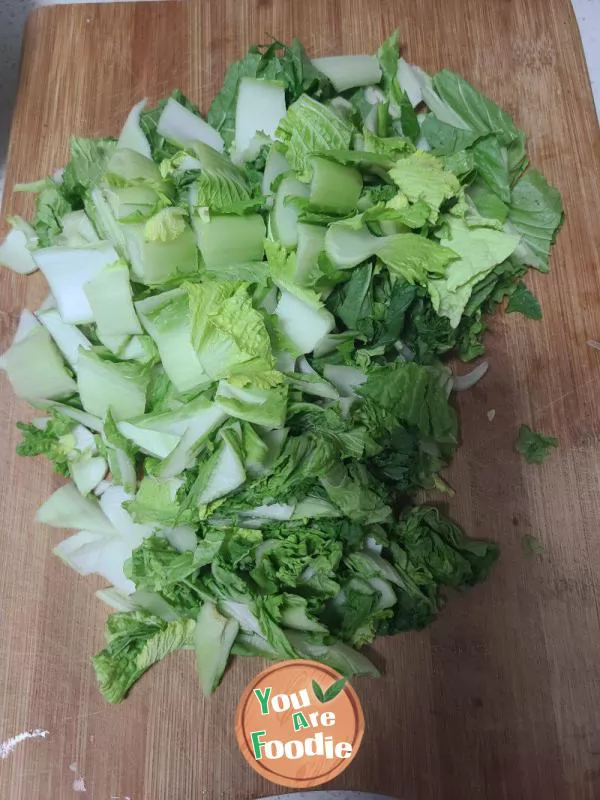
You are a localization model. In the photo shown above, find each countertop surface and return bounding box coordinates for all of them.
[1,2,599,799]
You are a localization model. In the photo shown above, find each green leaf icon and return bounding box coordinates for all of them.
[323,677,346,702]
[312,677,346,703]
[312,679,326,703]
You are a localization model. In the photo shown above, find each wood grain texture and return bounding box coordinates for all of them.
[0,1,599,798]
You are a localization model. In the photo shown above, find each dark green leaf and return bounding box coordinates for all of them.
[506,281,542,320]
[522,533,544,556]
[468,179,509,222]
[432,69,522,148]
[515,424,558,464]
[398,93,420,143]
[506,169,564,272]
[472,136,511,203]
[420,114,481,155]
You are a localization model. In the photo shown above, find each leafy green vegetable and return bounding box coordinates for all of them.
[15,179,73,247]
[16,414,77,476]
[432,69,522,150]
[389,151,461,222]
[208,39,333,150]
[62,137,117,201]
[92,611,195,703]
[522,533,544,556]
[377,30,419,142]
[194,601,239,694]
[420,114,481,155]
[515,424,558,464]
[1,312,77,400]
[1,30,563,702]
[505,170,564,271]
[506,281,542,319]
[187,280,276,382]
[276,94,354,177]
[429,218,520,327]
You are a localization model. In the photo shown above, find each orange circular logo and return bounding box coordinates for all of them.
[235,659,364,788]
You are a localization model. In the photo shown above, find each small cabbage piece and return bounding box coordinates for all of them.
[55,210,100,247]
[0,311,76,400]
[158,404,228,479]
[397,58,423,108]
[121,221,199,285]
[93,612,196,703]
[104,146,167,186]
[276,93,354,177]
[16,414,81,477]
[505,170,564,271]
[62,135,117,195]
[0,219,38,274]
[325,218,458,283]
[294,223,326,284]
[117,395,225,461]
[389,151,461,223]
[116,421,180,460]
[515,424,558,464]
[39,401,104,432]
[269,175,310,249]
[264,239,335,353]
[215,381,288,430]
[428,218,520,327]
[37,482,116,534]
[191,429,247,506]
[308,157,362,215]
[409,66,471,130]
[323,364,367,397]
[186,142,254,213]
[275,290,335,355]
[143,207,186,242]
[287,359,339,401]
[53,530,125,582]
[76,348,150,421]
[136,289,208,393]
[311,55,382,92]
[33,243,121,324]
[235,78,286,156]
[262,148,290,196]
[117,99,152,159]
[52,484,158,592]
[187,281,276,382]
[194,601,239,695]
[84,260,142,338]
[286,632,380,678]
[36,307,92,369]
[86,187,130,254]
[125,475,187,527]
[193,214,265,268]
[70,453,108,495]
[157,97,225,153]
[99,484,155,542]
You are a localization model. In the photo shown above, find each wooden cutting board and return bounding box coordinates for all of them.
[1,1,599,798]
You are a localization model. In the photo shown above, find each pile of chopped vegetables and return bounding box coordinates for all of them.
[0,32,563,702]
